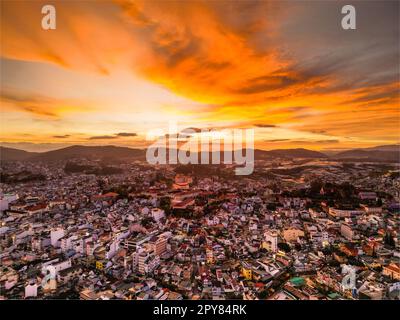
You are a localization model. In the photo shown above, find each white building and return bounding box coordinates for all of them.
[50,228,65,247]
[106,239,120,259]
[0,193,18,212]
[61,235,79,252]
[24,282,38,298]
[264,230,278,252]
[41,259,72,277]
[137,249,160,274]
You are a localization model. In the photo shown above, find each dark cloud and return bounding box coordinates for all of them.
[344,87,399,105]
[264,139,290,142]
[310,130,327,134]
[316,139,339,143]
[234,75,299,95]
[254,124,277,128]
[288,140,309,144]
[88,135,118,140]
[181,127,202,133]
[89,132,137,139]
[53,135,71,139]
[116,132,137,137]
[153,30,200,68]
[272,1,399,97]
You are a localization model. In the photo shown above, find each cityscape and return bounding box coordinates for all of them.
[0,145,399,300]
[0,0,399,301]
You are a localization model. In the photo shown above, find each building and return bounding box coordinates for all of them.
[361,205,383,214]
[283,227,305,242]
[241,262,253,280]
[80,288,99,300]
[150,235,168,256]
[172,175,192,190]
[0,194,18,212]
[151,208,165,222]
[24,282,38,298]
[137,250,160,274]
[42,259,72,277]
[57,265,83,283]
[383,263,400,280]
[358,192,377,200]
[341,223,355,240]
[50,228,65,247]
[329,207,364,218]
[264,230,278,252]
[96,260,105,271]
[60,235,78,252]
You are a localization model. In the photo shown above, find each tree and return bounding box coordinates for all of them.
[384,233,395,248]
[278,242,291,253]
[258,289,269,299]
[159,196,171,214]
[141,217,155,228]
[310,180,323,194]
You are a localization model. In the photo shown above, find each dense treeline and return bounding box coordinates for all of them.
[0,171,46,184]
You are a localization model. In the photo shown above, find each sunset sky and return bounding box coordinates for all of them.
[0,0,399,152]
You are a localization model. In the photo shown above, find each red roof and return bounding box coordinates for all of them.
[26,203,47,211]
[92,192,118,200]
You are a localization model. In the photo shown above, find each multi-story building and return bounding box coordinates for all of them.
[50,227,65,247]
[264,230,278,252]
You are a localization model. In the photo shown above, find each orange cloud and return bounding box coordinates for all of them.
[0,0,398,149]
[0,88,95,119]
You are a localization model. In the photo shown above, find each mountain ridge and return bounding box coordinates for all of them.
[334,144,399,162]
[1,144,398,162]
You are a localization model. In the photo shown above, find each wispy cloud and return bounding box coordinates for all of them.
[0,88,92,119]
[1,90,59,118]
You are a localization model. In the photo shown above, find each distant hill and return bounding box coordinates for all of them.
[1,144,398,163]
[0,147,38,161]
[1,145,145,162]
[32,145,146,162]
[335,145,399,162]
[0,145,328,162]
[363,144,400,152]
[257,148,328,159]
